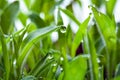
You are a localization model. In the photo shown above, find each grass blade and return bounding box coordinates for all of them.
[18,12,28,26]
[116,24,120,63]
[71,16,90,57]
[17,26,60,73]
[29,13,46,28]
[29,54,49,76]
[0,31,10,80]
[105,0,117,17]
[91,6,116,79]
[0,1,19,34]
[64,55,87,80]
[59,8,81,26]
[87,33,99,80]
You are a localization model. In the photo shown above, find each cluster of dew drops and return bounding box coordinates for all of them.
[47,53,64,72]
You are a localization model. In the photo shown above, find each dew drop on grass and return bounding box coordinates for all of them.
[89,12,92,16]
[105,0,109,2]
[60,57,64,61]
[39,77,43,79]
[10,38,13,41]
[52,63,57,72]
[48,54,53,59]
[53,63,57,66]
[60,25,66,33]
[97,58,100,63]
[60,67,63,71]
[60,57,64,64]
[88,5,92,9]
[88,5,95,10]
[13,59,16,65]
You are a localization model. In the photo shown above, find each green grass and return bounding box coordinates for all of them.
[0,0,120,80]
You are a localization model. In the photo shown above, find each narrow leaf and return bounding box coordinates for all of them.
[0,32,10,80]
[59,8,81,26]
[87,33,99,80]
[0,1,19,34]
[92,6,116,79]
[71,16,90,57]
[29,13,46,28]
[105,0,117,17]
[116,24,120,63]
[17,26,60,73]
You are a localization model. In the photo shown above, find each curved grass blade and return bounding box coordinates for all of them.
[29,54,49,76]
[59,8,81,26]
[71,16,90,57]
[36,60,55,77]
[17,26,60,73]
[91,6,116,79]
[89,24,104,54]
[29,49,60,77]
[0,31,10,80]
[30,0,43,13]
[91,6,116,46]
[91,0,102,7]
[105,0,117,17]
[23,0,32,9]
[29,13,46,28]
[87,33,99,80]
[0,1,19,34]
[18,12,28,26]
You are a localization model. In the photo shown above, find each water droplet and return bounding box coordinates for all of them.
[60,57,64,61]
[60,25,66,33]
[13,59,16,65]
[10,38,13,41]
[89,12,92,16]
[88,5,92,9]
[81,40,84,43]
[60,67,63,71]
[48,54,53,59]
[105,0,109,2]
[52,63,57,72]
[53,63,57,67]
[97,58,100,63]
[39,77,43,79]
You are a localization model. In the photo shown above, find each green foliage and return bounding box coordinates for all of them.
[64,55,87,80]
[29,13,46,28]
[105,0,117,17]
[71,16,90,57]
[91,6,116,79]
[0,1,19,34]
[0,0,120,80]
[60,8,81,26]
